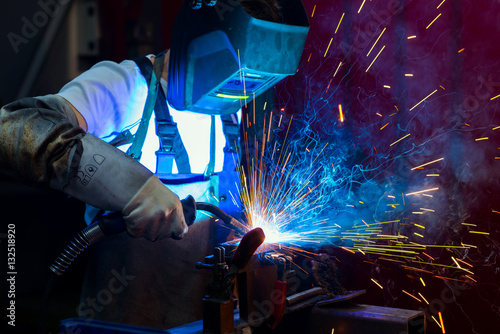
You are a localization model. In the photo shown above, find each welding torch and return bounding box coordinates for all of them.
[49,196,248,276]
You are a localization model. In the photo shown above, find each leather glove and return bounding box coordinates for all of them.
[51,133,189,241]
[123,175,188,241]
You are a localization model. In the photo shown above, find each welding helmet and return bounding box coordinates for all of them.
[167,0,310,115]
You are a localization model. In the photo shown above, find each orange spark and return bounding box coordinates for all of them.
[438,312,445,333]
[465,275,477,283]
[338,104,345,122]
[422,252,435,261]
[402,290,422,302]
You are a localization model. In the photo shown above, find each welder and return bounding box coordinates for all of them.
[0,0,308,329]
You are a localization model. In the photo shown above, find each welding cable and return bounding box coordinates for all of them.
[40,199,243,332]
[39,196,197,333]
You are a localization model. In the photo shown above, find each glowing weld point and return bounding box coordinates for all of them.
[475,137,489,141]
[491,94,500,101]
[405,73,414,77]
[438,312,445,333]
[338,104,345,122]
[383,85,391,89]
[426,13,442,29]
[407,35,417,39]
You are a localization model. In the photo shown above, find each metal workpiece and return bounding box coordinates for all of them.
[197,228,265,334]
[307,303,426,334]
[196,246,231,300]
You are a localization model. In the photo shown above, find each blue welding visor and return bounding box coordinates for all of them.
[167,0,310,115]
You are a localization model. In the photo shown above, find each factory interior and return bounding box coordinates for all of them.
[1,0,500,333]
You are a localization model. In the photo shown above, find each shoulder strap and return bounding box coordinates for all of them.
[131,53,191,173]
[127,55,163,160]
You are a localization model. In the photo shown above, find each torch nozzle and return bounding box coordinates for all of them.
[194,202,249,235]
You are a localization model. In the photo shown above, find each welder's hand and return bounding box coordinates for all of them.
[122,175,189,241]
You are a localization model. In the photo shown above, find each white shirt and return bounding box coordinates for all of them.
[57,58,231,174]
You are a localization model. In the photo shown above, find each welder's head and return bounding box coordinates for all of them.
[167,0,310,115]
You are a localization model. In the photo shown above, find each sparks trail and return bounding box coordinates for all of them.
[229,2,498,331]
[234,108,479,309]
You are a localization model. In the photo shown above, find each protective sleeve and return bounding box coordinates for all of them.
[0,94,85,186]
[57,60,148,139]
[0,94,186,239]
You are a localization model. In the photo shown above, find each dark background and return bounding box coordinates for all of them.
[1,0,500,333]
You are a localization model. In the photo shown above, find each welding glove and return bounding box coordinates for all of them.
[52,133,189,241]
[0,95,188,241]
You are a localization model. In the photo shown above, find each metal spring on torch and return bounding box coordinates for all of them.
[49,223,103,276]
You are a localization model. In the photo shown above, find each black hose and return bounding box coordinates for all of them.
[39,198,239,333]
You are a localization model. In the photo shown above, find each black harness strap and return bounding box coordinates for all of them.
[131,54,191,174]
